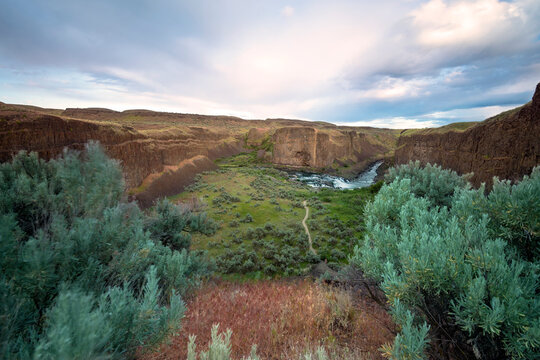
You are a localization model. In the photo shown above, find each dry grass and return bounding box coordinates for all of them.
[141,280,395,360]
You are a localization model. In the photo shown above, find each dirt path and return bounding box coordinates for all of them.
[302,200,316,255]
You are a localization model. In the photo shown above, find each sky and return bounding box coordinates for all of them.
[0,0,539,128]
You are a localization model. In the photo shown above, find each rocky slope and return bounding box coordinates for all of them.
[0,103,398,206]
[271,126,394,175]
[0,104,246,207]
[395,83,540,186]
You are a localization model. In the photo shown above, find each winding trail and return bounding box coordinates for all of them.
[302,200,317,255]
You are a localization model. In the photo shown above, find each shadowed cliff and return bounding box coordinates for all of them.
[395,83,540,187]
[0,103,398,206]
[1,83,538,206]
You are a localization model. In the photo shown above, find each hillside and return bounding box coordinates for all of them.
[1,83,539,204]
[395,83,540,187]
[0,102,398,207]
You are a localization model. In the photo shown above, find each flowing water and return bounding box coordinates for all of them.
[290,161,383,189]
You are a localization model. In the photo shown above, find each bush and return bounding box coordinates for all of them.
[385,160,470,208]
[146,199,193,251]
[451,170,540,261]
[353,164,540,359]
[0,143,209,359]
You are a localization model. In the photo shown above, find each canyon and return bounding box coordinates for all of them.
[0,83,538,206]
[0,104,398,207]
[395,83,540,187]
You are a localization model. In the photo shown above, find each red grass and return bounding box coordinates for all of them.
[140,279,395,360]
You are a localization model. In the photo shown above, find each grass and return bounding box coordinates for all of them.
[169,153,382,277]
[140,280,395,360]
[305,183,382,229]
[399,121,479,136]
[170,167,306,249]
[169,162,313,276]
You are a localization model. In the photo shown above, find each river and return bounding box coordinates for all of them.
[289,161,383,189]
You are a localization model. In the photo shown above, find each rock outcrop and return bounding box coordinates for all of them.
[271,126,393,174]
[3,82,537,207]
[0,105,245,207]
[395,83,540,186]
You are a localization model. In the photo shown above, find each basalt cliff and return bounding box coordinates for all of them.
[271,126,396,173]
[1,83,538,206]
[0,104,397,207]
[395,83,540,187]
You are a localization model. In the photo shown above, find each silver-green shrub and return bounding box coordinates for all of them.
[354,163,539,359]
[0,143,209,359]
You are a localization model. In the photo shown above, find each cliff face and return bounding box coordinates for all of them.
[0,102,401,206]
[271,127,391,173]
[395,83,540,186]
[0,106,245,207]
[5,83,536,206]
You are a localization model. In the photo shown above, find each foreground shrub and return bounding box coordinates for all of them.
[385,160,470,208]
[186,324,329,360]
[354,163,540,359]
[0,143,209,359]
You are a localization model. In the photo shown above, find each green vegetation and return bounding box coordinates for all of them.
[171,153,381,277]
[0,143,212,359]
[6,141,537,360]
[400,121,479,136]
[353,161,539,359]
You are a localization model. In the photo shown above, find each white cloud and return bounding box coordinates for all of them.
[281,6,295,17]
[411,0,535,49]
[355,76,434,100]
[336,117,442,129]
[210,2,407,103]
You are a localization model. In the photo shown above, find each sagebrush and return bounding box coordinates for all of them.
[0,143,213,359]
[354,161,539,359]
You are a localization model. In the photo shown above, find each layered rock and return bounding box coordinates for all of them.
[133,155,218,208]
[3,82,537,207]
[271,126,391,173]
[0,107,245,206]
[395,83,540,186]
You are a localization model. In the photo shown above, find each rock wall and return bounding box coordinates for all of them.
[271,127,388,170]
[133,155,218,208]
[395,83,540,186]
[0,109,245,206]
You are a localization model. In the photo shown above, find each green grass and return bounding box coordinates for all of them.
[400,121,479,136]
[170,166,306,247]
[215,151,264,168]
[170,153,382,277]
[306,182,382,226]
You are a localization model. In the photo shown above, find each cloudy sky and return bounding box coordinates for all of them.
[1,0,539,128]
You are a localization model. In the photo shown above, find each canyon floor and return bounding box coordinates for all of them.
[170,153,380,277]
[136,152,392,359]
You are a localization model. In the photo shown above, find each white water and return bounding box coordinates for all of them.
[291,161,383,189]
